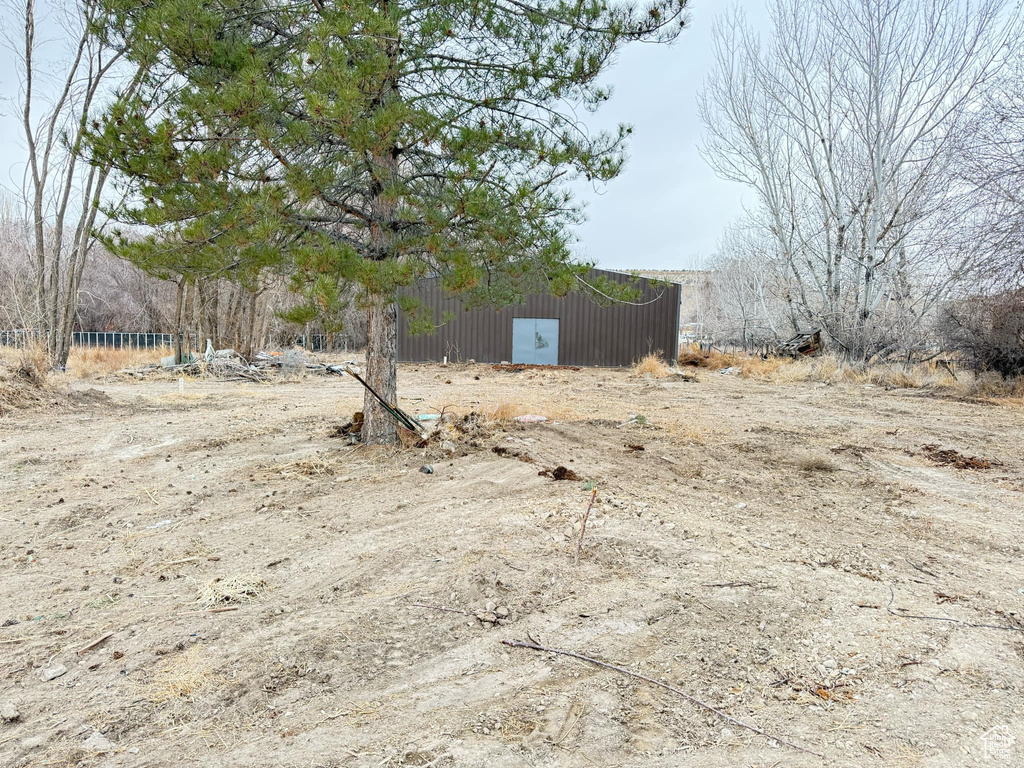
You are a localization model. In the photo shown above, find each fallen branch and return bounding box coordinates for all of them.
[905,559,939,579]
[159,556,202,568]
[501,639,823,757]
[702,581,753,588]
[175,606,240,617]
[77,631,115,656]
[886,585,1023,633]
[410,603,474,617]
[575,489,597,564]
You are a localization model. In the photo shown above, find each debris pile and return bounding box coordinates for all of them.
[920,444,999,470]
[120,347,358,382]
[492,363,582,372]
[538,466,581,481]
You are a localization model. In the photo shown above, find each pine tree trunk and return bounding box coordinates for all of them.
[362,297,398,446]
[173,278,185,365]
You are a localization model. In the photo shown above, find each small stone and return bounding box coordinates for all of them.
[20,734,47,751]
[734,503,747,509]
[40,664,67,682]
[441,440,457,454]
[485,601,496,612]
[475,611,498,624]
[83,731,113,752]
[420,465,434,474]
[823,658,837,669]
[128,747,140,754]
[0,701,20,722]
[495,606,510,618]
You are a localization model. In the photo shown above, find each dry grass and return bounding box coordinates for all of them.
[145,645,216,703]
[482,399,526,421]
[195,573,267,607]
[797,455,838,473]
[679,348,1024,405]
[632,353,671,379]
[65,345,171,378]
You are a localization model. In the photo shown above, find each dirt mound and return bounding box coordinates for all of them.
[0,362,58,416]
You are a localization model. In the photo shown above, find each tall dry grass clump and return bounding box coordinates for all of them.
[66,345,170,378]
[632,353,671,378]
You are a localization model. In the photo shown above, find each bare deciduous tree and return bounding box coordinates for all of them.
[3,0,143,366]
[700,0,1018,358]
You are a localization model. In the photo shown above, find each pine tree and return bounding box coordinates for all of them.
[91,0,688,444]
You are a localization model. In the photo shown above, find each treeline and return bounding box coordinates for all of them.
[697,0,1024,374]
[0,214,366,355]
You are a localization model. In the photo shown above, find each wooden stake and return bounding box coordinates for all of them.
[575,489,597,564]
[77,631,115,656]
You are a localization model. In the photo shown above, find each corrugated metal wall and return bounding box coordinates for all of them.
[397,269,681,367]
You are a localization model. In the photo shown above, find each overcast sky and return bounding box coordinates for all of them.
[573,1,771,271]
[0,1,770,272]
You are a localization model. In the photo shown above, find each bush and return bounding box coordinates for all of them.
[632,353,671,378]
[938,290,1024,377]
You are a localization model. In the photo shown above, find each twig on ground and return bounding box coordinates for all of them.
[886,585,1023,633]
[502,639,823,757]
[160,556,202,568]
[410,603,474,616]
[175,606,240,617]
[77,631,115,656]
[905,559,939,579]
[702,581,754,588]
[575,489,597,564]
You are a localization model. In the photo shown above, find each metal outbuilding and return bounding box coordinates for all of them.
[397,269,681,367]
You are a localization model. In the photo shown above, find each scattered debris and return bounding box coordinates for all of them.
[920,444,999,470]
[538,466,581,481]
[886,585,1023,633]
[719,366,741,375]
[617,415,649,428]
[625,443,645,452]
[420,465,434,474]
[330,411,363,439]
[329,365,424,436]
[410,603,473,617]
[492,364,581,372]
[774,330,822,357]
[513,414,548,423]
[502,639,823,757]
[491,446,535,463]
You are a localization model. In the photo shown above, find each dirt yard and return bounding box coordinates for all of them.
[2,363,1023,767]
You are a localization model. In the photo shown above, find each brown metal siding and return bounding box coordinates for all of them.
[397,269,681,367]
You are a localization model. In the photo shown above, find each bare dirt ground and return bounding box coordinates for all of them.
[2,364,1023,767]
